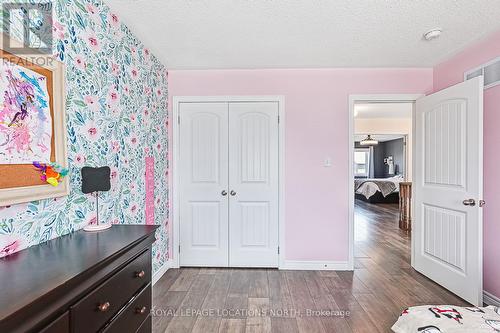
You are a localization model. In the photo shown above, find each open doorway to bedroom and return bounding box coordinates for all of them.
[350,98,415,272]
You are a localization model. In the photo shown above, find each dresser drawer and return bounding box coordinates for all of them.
[102,284,151,333]
[136,316,151,333]
[70,250,150,333]
[39,312,69,333]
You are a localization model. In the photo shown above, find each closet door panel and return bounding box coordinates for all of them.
[179,102,229,267]
[228,102,279,267]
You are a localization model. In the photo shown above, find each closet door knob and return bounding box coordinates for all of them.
[462,199,476,206]
[230,191,237,196]
[221,190,228,196]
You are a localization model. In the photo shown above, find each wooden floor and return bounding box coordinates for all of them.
[152,200,469,333]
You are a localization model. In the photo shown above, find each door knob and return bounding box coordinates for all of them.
[463,199,476,206]
[221,190,228,196]
[230,190,237,196]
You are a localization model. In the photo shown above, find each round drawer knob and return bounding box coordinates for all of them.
[136,270,145,278]
[98,302,110,312]
[136,306,147,314]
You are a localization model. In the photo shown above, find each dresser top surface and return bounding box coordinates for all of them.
[0,225,158,321]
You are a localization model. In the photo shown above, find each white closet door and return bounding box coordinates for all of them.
[179,102,229,267]
[228,102,279,267]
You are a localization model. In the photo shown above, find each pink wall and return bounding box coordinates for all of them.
[434,30,500,299]
[168,68,433,262]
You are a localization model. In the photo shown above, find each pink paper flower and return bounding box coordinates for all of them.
[108,12,120,28]
[107,89,120,106]
[111,140,120,152]
[110,167,119,186]
[74,55,86,70]
[86,3,98,15]
[87,214,98,225]
[83,122,99,141]
[84,94,100,112]
[129,67,139,80]
[129,135,139,147]
[129,203,138,215]
[111,63,120,76]
[84,31,101,52]
[52,21,65,39]
[0,236,22,258]
[74,153,86,166]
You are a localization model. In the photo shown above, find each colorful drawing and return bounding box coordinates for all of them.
[0,60,52,164]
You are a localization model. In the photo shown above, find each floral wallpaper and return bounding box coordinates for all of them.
[0,0,170,273]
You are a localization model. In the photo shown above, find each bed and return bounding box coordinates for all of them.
[392,305,500,332]
[355,176,403,204]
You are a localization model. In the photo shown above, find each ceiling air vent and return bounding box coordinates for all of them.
[464,56,500,90]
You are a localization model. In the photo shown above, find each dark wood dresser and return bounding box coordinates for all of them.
[0,225,158,333]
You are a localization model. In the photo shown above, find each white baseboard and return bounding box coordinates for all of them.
[484,291,500,307]
[152,260,173,285]
[280,260,352,271]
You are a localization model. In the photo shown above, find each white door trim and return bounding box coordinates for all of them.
[348,94,424,270]
[172,96,285,269]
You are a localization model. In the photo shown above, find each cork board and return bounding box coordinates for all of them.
[0,49,56,189]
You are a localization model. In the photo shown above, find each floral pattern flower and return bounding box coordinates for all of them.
[0,0,170,274]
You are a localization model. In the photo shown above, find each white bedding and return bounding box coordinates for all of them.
[355,176,404,199]
[392,305,500,332]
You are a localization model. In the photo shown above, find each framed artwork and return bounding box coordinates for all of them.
[0,34,68,206]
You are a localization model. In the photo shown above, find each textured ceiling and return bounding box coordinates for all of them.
[104,0,500,69]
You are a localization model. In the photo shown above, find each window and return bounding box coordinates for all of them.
[354,148,370,178]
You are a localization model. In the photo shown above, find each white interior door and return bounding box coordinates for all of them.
[413,76,484,305]
[179,102,229,266]
[228,102,279,267]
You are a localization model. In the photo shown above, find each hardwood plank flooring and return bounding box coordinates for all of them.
[153,200,469,332]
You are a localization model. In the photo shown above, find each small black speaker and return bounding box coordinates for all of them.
[81,166,111,194]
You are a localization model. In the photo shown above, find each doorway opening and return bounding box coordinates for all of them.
[348,95,421,273]
[351,100,414,272]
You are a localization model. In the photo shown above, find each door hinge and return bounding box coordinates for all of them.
[278,246,280,254]
[178,245,180,253]
[178,114,180,124]
[278,115,280,123]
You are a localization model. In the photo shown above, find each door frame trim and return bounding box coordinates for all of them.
[172,95,286,268]
[348,94,423,270]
